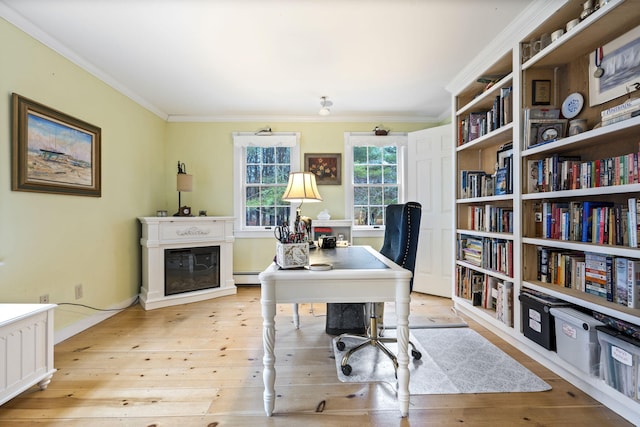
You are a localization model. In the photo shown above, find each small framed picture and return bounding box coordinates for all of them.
[304,153,341,185]
[532,80,551,105]
[526,119,568,148]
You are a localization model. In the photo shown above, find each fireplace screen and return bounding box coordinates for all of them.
[164,246,220,296]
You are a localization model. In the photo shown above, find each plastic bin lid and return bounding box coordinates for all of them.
[596,325,640,347]
[550,307,603,331]
[519,291,569,306]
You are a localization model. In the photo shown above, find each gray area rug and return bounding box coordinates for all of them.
[333,328,551,394]
[382,311,468,329]
[378,301,469,329]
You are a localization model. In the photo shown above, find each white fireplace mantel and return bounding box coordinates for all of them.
[138,216,236,310]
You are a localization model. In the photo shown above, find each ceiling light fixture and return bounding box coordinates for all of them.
[319,96,332,116]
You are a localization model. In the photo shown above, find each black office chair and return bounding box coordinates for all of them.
[335,202,423,376]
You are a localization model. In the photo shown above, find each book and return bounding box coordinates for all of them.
[480,275,499,310]
[467,111,486,142]
[584,252,608,299]
[501,87,513,125]
[460,170,485,198]
[538,247,550,283]
[495,167,508,195]
[574,259,586,292]
[527,160,541,193]
[602,108,640,126]
[627,259,640,309]
[615,257,628,306]
[629,198,638,248]
[495,281,513,326]
[601,97,640,118]
[581,201,614,242]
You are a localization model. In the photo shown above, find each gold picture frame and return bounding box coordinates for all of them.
[11,93,102,197]
[304,153,341,185]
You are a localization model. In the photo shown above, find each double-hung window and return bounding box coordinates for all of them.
[344,132,408,233]
[233,132,300,236]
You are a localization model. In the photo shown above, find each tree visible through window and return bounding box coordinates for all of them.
[353,145,399,226]
[244,146,291,228]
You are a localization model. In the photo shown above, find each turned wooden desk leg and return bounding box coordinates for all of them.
[395,281,411,417]
[292,303,300,329]
[261,281,277,416]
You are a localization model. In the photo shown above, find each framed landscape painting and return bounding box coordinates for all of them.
[588,26,640,106]
[304,153,341,185]
[12,93,102,197]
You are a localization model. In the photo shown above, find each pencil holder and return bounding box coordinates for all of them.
[276,242,309,269]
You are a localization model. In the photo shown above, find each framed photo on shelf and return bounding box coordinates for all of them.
[526,119,568,148]
[11,93,102,197]
[304,153,341,185]
[532,80,551,105]
[588,26,640,106]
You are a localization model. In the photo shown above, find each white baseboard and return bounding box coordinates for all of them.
[54,276,260,344]
[54,295,139,344]
[233,273,260,285]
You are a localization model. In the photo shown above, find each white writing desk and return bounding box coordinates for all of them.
[259,245,412,417]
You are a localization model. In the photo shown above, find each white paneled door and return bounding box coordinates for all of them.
[408,125,453,297]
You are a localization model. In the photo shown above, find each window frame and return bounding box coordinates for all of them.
[343,132,408,237]
[233,132,300,238]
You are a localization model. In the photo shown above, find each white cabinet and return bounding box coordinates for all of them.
[0,304,56,406]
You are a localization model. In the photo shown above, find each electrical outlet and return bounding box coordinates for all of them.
[75,284,83,300]
[39,294,49,304]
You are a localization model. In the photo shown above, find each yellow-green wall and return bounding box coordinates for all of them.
[0,18,167,331]
[165,122,429,273]
[1,17,433,334]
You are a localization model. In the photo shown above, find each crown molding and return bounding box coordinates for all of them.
[0,2,169,120]
[167,114,439,123]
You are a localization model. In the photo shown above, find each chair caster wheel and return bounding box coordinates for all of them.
[341,364,352,376]
[412,350,422,360]
[336,341,346,351]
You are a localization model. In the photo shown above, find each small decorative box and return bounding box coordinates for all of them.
[276,242,309,269]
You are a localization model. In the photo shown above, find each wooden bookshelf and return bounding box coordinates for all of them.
[452,0,640,423]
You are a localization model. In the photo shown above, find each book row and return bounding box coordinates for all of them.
[466,205,513,233]
[457,235,514,277]
[601,97,640,127]
[458,86,512,146]
[455,265,513,327]
[526,147,640,193]
[535,247,640,308]
[534,198,640,248]
[460,166,513,199]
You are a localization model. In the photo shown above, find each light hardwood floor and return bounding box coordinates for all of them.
[0,286,632,426]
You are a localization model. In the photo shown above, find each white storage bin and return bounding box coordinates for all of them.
[550,307,603,376]
[597,326,640,401]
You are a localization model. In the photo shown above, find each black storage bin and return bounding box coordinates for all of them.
[519,291,569,351]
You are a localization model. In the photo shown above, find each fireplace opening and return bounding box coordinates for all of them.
[164,246,220,296]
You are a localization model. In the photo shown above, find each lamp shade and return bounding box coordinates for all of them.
[282,172,322,203]
[177,173,193,192]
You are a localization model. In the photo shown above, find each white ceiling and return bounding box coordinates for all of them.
[1,0,534,122]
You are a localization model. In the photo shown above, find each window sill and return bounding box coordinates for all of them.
[234,229,278,239]
[352,227,385,238]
